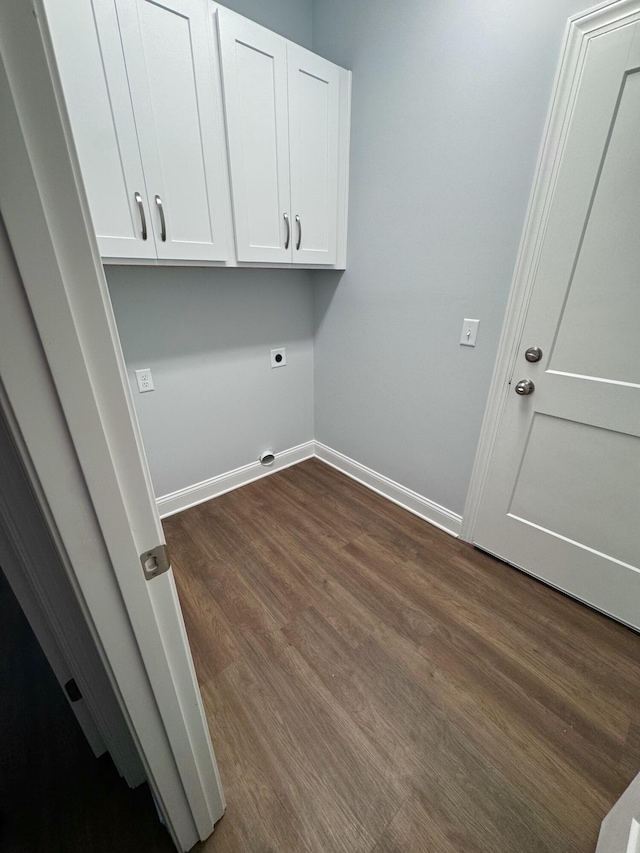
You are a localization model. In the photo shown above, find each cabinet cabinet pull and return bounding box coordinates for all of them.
[283,213,290,249]
[135,192,147,240]
[295,215,302,250]
[155,194,167,242]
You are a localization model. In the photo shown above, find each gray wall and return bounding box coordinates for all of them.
[109,0,598,514]
[108,267,314,498]
[222,0,312,46]
[312,0,594,516]
[107,0,314,500]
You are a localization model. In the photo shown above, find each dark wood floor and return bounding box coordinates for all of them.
[163,458,640,853]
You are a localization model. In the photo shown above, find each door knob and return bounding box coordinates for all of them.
[515,379,535,396]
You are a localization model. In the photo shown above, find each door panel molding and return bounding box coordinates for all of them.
[462,0,640,542]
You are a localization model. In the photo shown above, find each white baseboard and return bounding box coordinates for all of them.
[157,441,315,518]
[314,442,462,537]
[157,439,461,538]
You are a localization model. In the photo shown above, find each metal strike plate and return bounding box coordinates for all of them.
[140,543,171,581]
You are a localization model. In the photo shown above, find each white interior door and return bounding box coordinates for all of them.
[596,771,640,852]
[288,43,339,266]
[116,0,231,262]
[473,21,640,629]
[1,2,224,849]
[217,7,292,263]
[44,0,156,260]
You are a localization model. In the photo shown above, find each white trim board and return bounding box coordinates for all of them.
[314,443,462,538]
[157,441,315,518]
[158,440,462,538]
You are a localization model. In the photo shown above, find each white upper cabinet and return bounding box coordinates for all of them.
[45,0,231,263]
[45,0,156,260]
[288,44,341,266]
[44,0,350,268]
[216,9,291,263]
[217,9,350,267]
[116,0,231,262]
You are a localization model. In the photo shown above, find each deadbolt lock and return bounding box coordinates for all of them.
[525,346,543,363]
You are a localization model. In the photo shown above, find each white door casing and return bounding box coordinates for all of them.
[463,1,640,630]
[0,1,224,849]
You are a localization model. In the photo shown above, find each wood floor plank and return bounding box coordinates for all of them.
[370,791,465,853]
[332,515,640,742]
[373,621,612,850]
[343,533,632,762]
[163,458,640,852]
[285,611,575,851]
[173,570,241,684]
[200,663,324,853]
[231,626,406,838]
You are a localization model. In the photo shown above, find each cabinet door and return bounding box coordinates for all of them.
[217,9,292,263]
[44,0,156,260]
[287,44,340,266]
[116,0,231,262]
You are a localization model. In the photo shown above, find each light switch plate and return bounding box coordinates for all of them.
[460,319,479,347]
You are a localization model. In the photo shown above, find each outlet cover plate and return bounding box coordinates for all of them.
[135,368,155,393]
[271,348,286,368]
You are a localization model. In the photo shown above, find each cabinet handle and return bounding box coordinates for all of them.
[134,192,147,241]
[155,194,167,242]
[283,213,290,249]
[295,215,302,250]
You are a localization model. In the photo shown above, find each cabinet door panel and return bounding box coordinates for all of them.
[117,0,231,261]
[44,0,156,260]
[288,44,340,266]
[217,9,291,263]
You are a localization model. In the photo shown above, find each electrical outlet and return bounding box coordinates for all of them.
[271,348,286,368]
[460,319,480,347]
[135,368,155,393]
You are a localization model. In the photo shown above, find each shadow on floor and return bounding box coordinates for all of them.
[0,568,175,853]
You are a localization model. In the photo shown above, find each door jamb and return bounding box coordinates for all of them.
[461,0,640,542]
[0,382,146,787]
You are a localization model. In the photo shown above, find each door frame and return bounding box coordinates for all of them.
[0,389,145,787]
[0,1,224,849]
[461,0,640,542]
